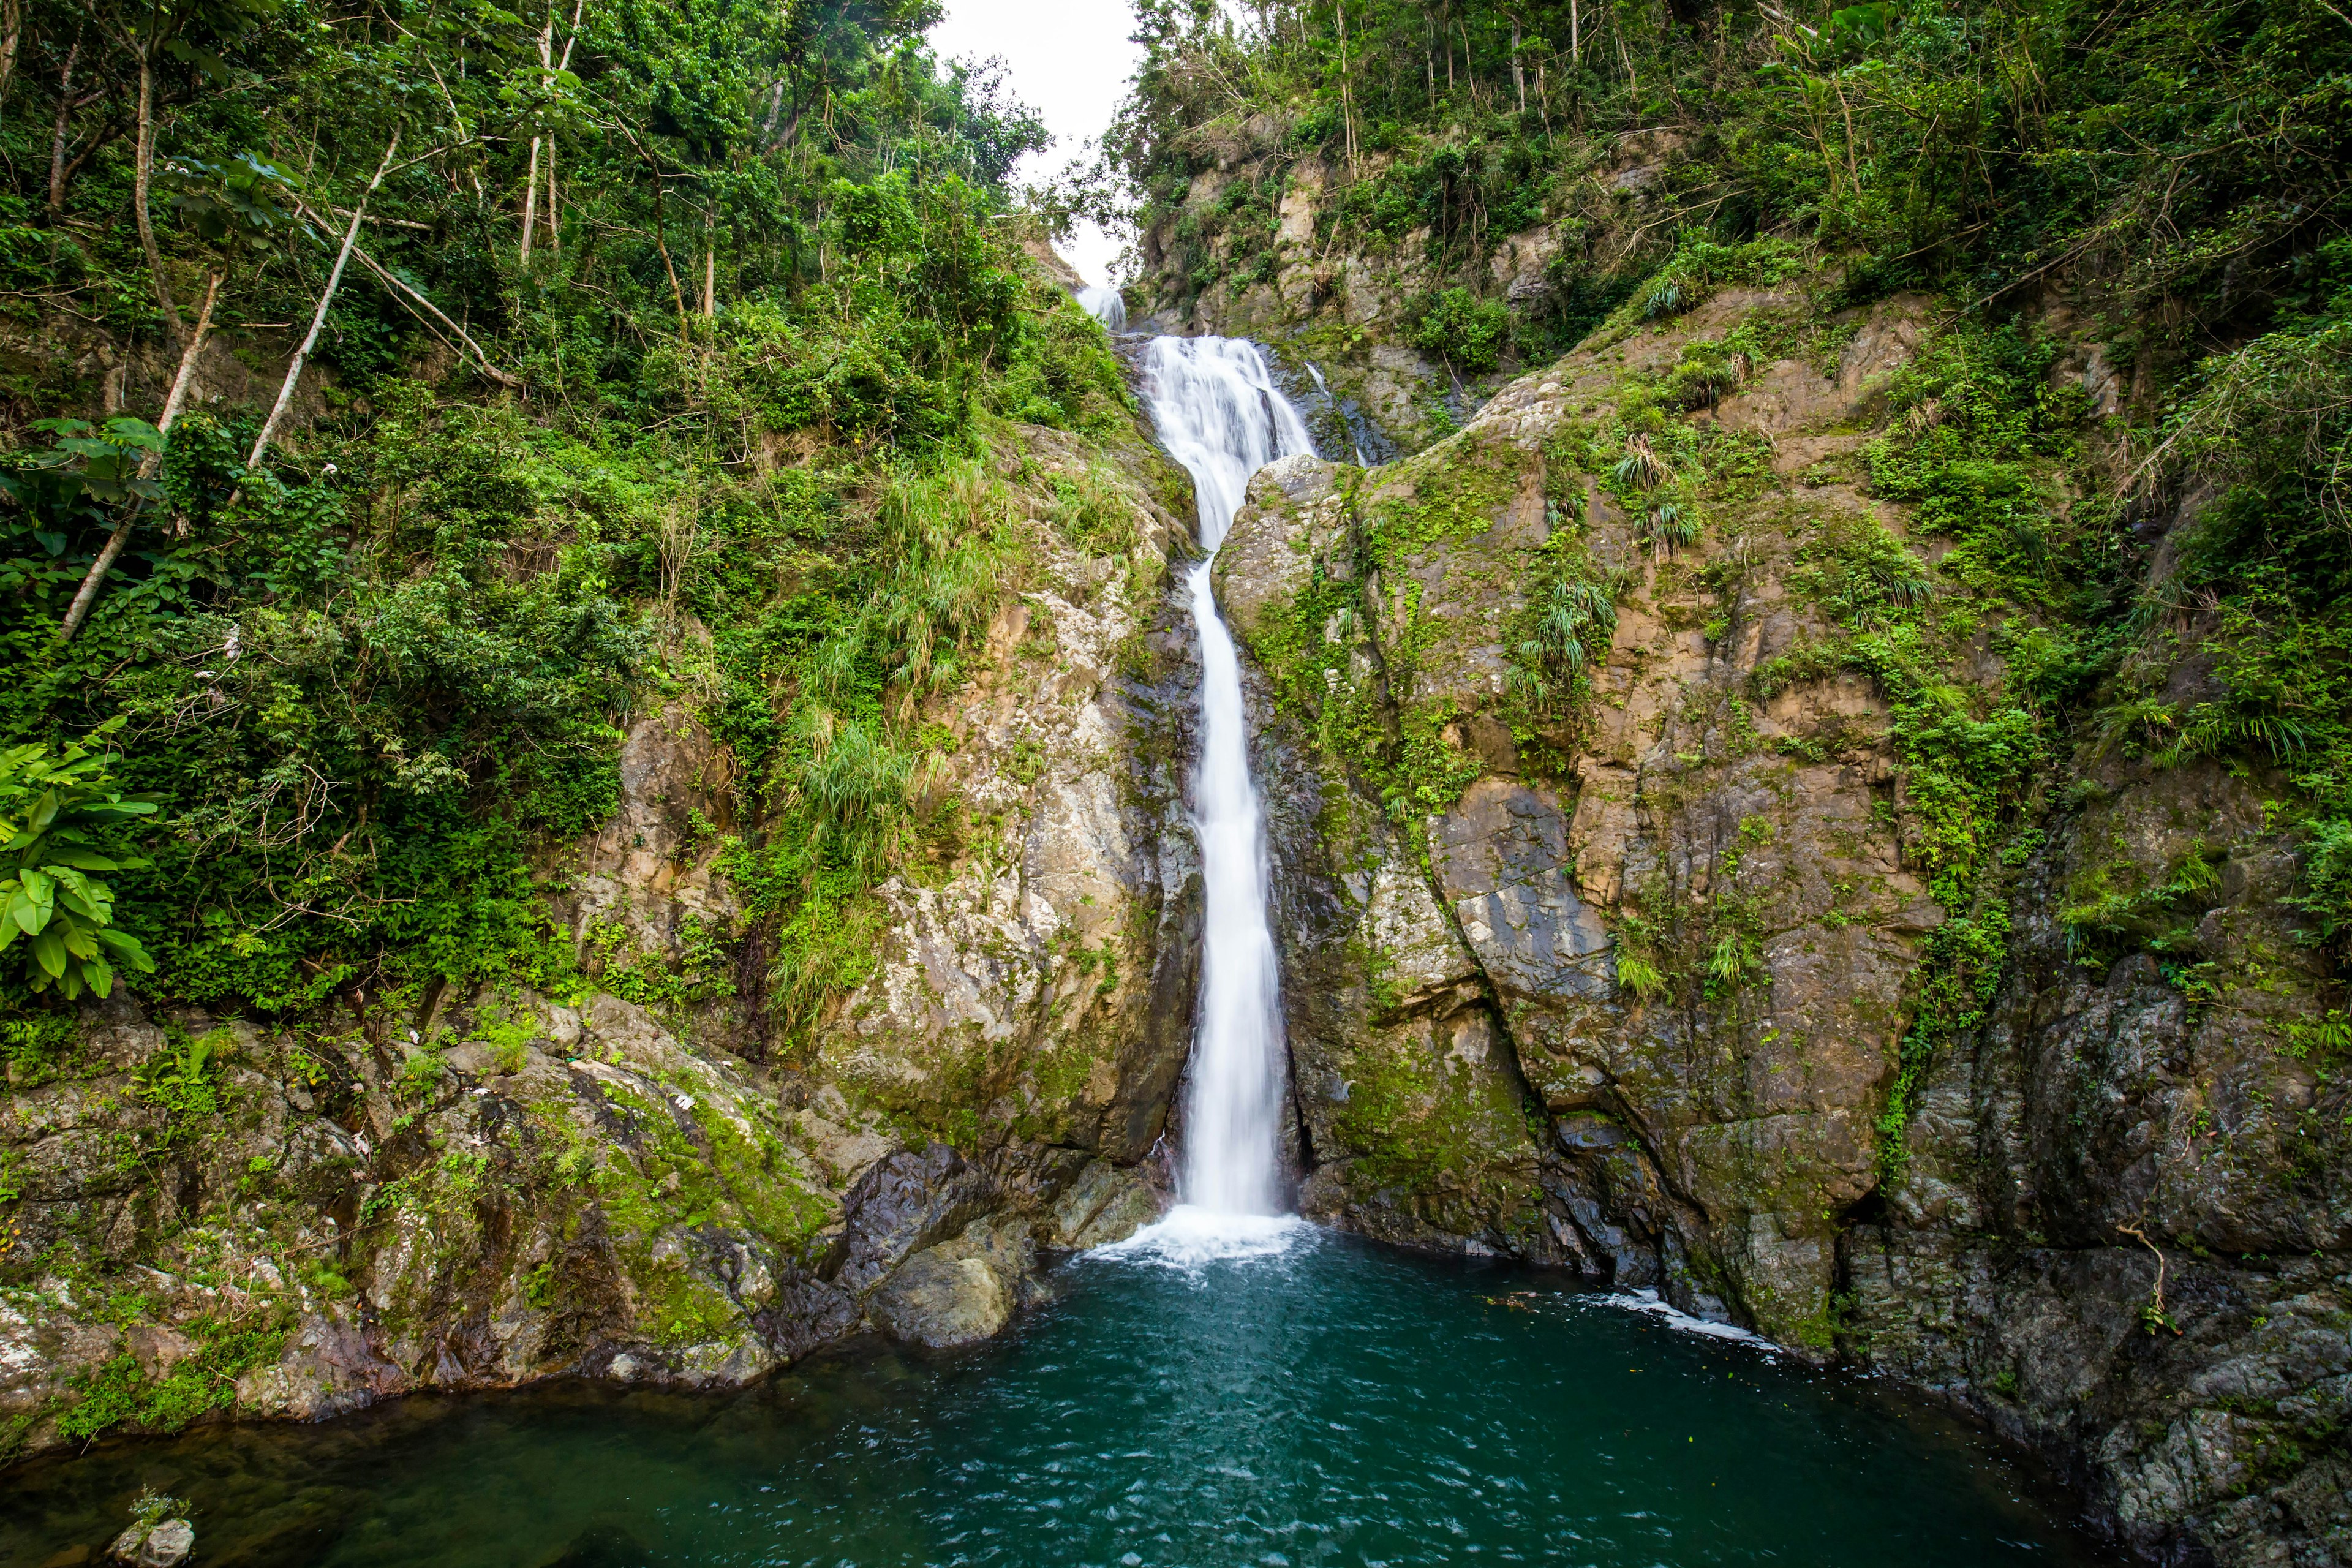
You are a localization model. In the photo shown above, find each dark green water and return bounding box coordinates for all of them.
[1,1227,2114,1567]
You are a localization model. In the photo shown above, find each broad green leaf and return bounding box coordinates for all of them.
[97,928,157,970]
[41,846,119,871]
[53,885,108,923]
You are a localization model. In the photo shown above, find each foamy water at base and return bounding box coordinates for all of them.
[1088,1204,1315,1270]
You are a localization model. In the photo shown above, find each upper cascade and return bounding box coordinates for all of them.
[1139,337,1314,552]
[1076,284,1128,333]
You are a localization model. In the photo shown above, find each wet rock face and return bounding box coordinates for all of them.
[870,1217,1039,1349]
[1217,282,2349,1564]
[0,423,1186,1463]
[1848,760,2351,1566]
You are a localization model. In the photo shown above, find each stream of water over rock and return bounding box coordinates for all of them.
[1130,336,1313,1243]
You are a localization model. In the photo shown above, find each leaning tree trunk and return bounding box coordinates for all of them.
[245,133,400,473]
[58,270,221,643]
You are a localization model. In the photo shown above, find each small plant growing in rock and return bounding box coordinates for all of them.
[1612,435,1673,493]
[109,1488,194,1566]
[469,999,540,1073]
[1638,500,1701,557]
[136,1027,230,1128]
[1615,953,1668,1000]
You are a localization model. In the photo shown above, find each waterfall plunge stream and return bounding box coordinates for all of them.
[1117,335,1316,1257]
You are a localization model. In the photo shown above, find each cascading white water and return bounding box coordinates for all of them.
[1076,284,1128,333]
[1128,336,1314,1238]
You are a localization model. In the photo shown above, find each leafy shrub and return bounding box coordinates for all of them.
[1414,287,1512,373]
[2289,819,2352,952]
[0,722,157,1000]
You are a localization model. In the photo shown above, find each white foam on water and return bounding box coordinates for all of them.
[1076,284,1128,332]
[1089,1204,1315,1270]
[1596,1287,1781,1350]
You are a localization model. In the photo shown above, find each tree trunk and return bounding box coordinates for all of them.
[641,144,690,341]
[1335,0,1356,176]
[133,56,182,342]
[521,137,541,263]
[545,0,582,252]
[701,207,715,319]
[58,270,221,643]
[521,1,554,263]
[1570,0,1581,65]
[0,0,23,108]
[1512,15,1526,113]
[246,134,400,473]
[46,40,77,213]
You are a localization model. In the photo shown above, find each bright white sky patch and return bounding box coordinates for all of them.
[930,0,1143,285]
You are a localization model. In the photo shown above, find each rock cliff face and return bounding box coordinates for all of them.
[1206,279,2349,1563]
[1,421,1194,1458]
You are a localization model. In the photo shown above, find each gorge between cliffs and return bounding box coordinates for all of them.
[3,0,2351,1562]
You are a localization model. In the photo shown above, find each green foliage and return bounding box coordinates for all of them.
[2063,842,2225,949]
[1623,236,1807,326]
[1413,287,1512,373]
[1505,529,1621,732]
[1791,514,1933,627]
[136,1026,230,1123]
[53,1319,284,1444]
[466,1000,540,1074]
[0,0,1110,1044]
[1615,952,1668,1000]
[0,421,165,590]
[0,722,159,1001]
[2289,821,2352,954]
[2,1012,77,1083]
[127,1488,187,1534]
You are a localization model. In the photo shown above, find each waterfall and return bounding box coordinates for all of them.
[1076,284,1128,333]
[1117,336,1314,1251]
